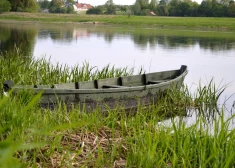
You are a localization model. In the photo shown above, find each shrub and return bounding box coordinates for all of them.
[140,9,150,16]
[0,0,11,13]
[86,7,103,15]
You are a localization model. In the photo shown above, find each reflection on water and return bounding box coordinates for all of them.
[37,26,235,52]
[131,35,235,51]
[1,22,235,52]
[0,23,37,56]
[0,22,235,110]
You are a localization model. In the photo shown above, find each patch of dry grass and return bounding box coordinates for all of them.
[33,126,127,168]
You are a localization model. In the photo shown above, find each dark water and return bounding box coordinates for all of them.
[0,22,235,113]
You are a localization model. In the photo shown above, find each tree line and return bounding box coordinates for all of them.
[87,0,235,17]
[132,0,235,17]
[0,0,38,13]
[38,0,75,13]
[0,0,234,17]
[0,0,75,14]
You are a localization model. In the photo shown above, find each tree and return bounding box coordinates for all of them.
[178,1,190,16]
[211,2,227,16]
[66,5,74,13]
[149,0,158,11]
[133,1,141,15]
[105,0,116,14]
[39,0,50,9]
[220,0,231,6]
[169,0,179,16]
[62,0,74,5]
[157,0,169,16]
[47,0,74,13]
[120,5,128,12]
[159,0,169,5]
[198,0,213,16]
[49,0,63,8]
[49,0,63,13]
[157,4,169,15]
[228,0,235,16]
[136,0,149,9]
[188,2,199,16]
[0,0,11,13]
[8,0,39,12]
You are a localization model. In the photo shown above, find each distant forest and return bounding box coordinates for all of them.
[89,0,235,17]
[131,0,235,17]
[0,0,235,17]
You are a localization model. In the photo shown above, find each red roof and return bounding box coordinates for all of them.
[75,3,93,9]
[150,12,156,16]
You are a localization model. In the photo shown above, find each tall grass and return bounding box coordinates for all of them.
[0,47,134,90]
[193,79,231,121]
[0,47,235,167]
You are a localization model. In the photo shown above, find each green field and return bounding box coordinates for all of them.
[1,12,235,31]
[0,47,235,167]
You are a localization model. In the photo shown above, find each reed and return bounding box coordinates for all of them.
[0,47,234,167]
[194,79,229,120]
[0,47,134,91]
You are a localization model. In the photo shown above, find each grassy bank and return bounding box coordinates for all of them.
[1,12,235,31]
[0,48,235,167]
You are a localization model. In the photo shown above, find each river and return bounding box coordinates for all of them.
[0,21,234,113]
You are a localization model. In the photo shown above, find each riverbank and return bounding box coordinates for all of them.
[1,12,235,31]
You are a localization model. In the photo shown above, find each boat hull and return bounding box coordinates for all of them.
[4,65,188,111]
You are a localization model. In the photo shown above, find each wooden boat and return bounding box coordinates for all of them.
[3,65,188,111]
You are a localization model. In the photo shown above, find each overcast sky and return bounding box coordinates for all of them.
[80,0,202,6]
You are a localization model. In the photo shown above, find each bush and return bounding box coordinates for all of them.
[0,0,11,13]
[86,7,103,14]
[140,9,150,16]
[48,6,74,14]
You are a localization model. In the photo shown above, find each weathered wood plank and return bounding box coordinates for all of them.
[78,81,97,89]
[147,80,169,84]
[102,85,128,88]
[145,70,180,82]
[97,77,119,89]
[54,83,76,89]
[35,85,51,89]
[122,74,145,87]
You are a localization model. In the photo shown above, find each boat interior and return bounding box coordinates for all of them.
[3,65,187,91]
[52,69,183,89]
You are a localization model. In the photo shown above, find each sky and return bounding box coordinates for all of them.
[79,0,202,6]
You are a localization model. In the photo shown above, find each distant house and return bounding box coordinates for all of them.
[149,12,156,16]
[73,2,93,13]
